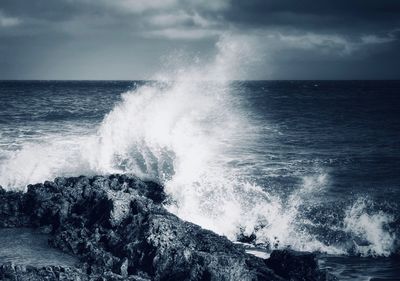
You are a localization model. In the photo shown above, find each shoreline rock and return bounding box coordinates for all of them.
[0,174,336,280]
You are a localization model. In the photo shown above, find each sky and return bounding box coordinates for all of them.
[0,0,399,80]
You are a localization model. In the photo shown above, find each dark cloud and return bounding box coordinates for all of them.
[0,0,399,79]
[226,0,400,27]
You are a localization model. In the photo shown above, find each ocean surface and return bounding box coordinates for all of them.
[0,80,399,280]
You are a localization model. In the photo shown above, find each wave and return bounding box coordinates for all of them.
[0,35,397,257]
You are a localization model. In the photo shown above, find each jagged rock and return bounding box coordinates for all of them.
[0,262,149,281]
[0,262,87,281]
[266,250,337,281]
[0,174,336,280]
[0,187,28,227]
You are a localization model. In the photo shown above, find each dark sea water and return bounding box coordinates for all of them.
[0,80,399,280]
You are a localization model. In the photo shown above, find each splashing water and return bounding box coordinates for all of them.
[0,35,397,257]
[343,198,396,257]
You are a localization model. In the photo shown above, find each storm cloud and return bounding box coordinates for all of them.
[0,0,399,79]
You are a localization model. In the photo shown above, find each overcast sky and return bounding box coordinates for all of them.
[0,0,399,80]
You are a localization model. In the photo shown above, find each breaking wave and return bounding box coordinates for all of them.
[0,35,397,257]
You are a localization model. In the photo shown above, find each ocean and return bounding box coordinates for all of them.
[0,80,399,280]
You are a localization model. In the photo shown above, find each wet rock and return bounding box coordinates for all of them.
[0,187,28,227]
[0,262,87,281]
[0,262,149,281]
[43,175,281,280]
[0,174,334,280]
[266,250,338,281]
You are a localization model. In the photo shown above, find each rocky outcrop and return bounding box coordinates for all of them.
[0,187,30,228]
[0,174,335,280]
[266,250,337,281]
[0,262,148,281]
[0,263,88,281]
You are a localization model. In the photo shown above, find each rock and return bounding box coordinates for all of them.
[0,174,334,280]
[266,250,337,281]
[0,262,88,281]
[0,262,149,281]
[120,258,129,277]
[43,175,281,280]
[0,187,28,227]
